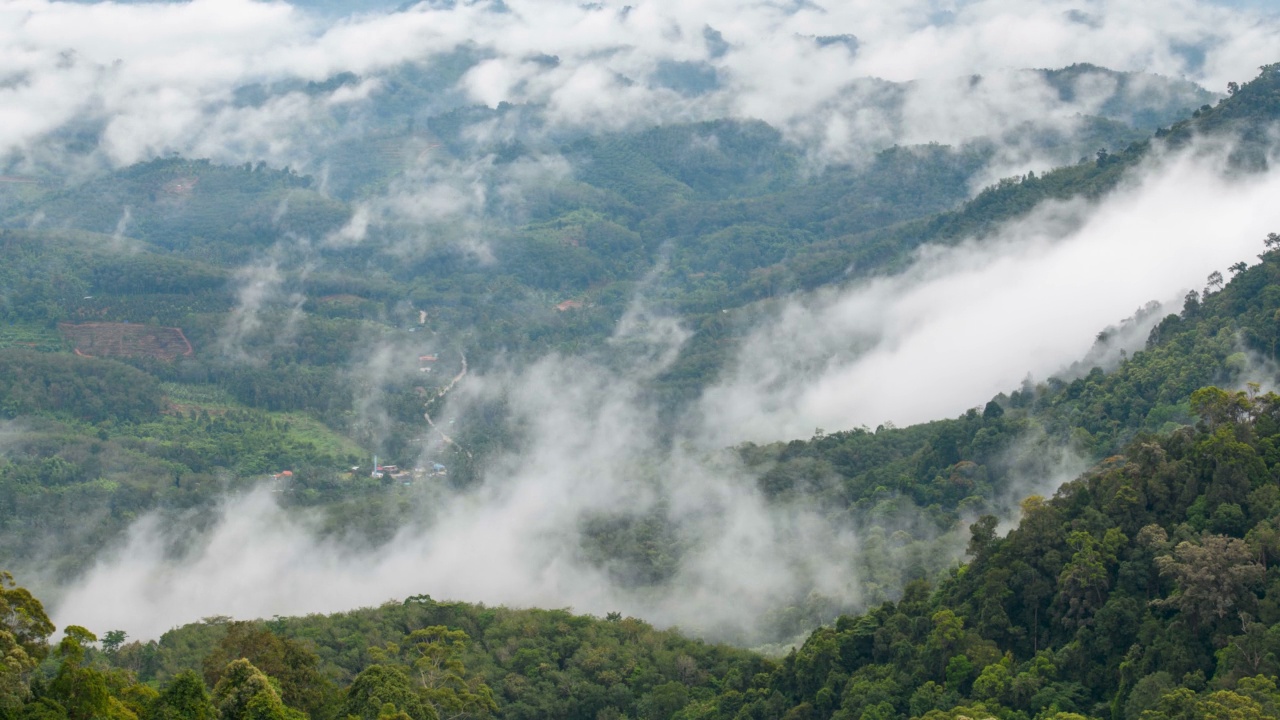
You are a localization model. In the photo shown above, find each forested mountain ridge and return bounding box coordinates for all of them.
[547,63,1280,609]
[3,61,1280,720]
[0,65,1273,602]
[738,236,1277,532]
[7,0,1280,711]
[761,61,1280,294]
[726,383,1280,720]
[7,376,1280,720]
[8,574,777,720]
[4,242,1276,718]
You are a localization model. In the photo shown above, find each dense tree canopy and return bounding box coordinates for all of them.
[0,59,1279,720]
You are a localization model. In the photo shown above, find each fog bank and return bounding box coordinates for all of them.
[49,134,1280,641]
[700,140,1280,444]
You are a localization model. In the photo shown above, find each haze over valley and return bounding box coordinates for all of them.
[4,2,1280,720]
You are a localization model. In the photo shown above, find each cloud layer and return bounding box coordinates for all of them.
[50,134,1280,641]
[701,141,1280,443]
[3,0,1277,175]
[53,353,891,643]
[16,0,1280,645]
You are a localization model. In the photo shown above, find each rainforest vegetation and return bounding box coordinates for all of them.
[2,50,1280,720]
[7,375,1280,720]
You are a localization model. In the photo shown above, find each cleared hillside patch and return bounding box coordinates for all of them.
[59,322,193,360]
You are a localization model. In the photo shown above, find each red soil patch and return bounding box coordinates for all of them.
[59,323,194,361]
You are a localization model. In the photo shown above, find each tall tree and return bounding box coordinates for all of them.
[0,573,54,715]
[1154,535,1265,632]
[202,622,331,718]
[149,670,216,720]
[45,627,114,720]
[210,659,303,720]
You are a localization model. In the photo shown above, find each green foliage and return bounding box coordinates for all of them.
[0,61,1278,720]
[117,598,769,720]
[675,384,1280,720]
[21,160,347,264]
[211,659,303,720]
[44,627,118,720]
[202,622,334,719]
[0,350,162,424]
[342,665,428,720]
[149,670,216,720]
[0,573,54,714]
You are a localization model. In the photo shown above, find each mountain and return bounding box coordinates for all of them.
[1,56,1280,720]
[8,349,1280,719]
[0,64,1273,602]
[8,232,1279,720]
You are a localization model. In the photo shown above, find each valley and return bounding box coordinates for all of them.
[2,2,1280,719]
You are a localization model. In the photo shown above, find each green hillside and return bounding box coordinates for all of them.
[1,60,1279,720]
[7,239,1280,717]
[0,64,1274,592]
[9,361,1280,720]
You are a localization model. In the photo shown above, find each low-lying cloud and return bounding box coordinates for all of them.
[2,0,1275,177]
[53,351,906,644]
[325,152,568,261]
[16,0,1280,647]
[219,241,312,363]
[699,138,1280,444]
[48,133,1280,644]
